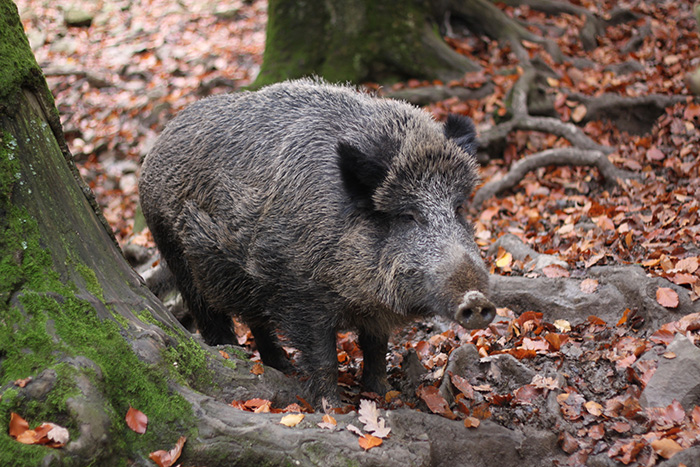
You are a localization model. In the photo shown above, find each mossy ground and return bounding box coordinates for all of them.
[0,129,196,464]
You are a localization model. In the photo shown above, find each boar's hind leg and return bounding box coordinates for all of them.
[175,202,242,345]
[358,331,391,396]
[249,324,294,374]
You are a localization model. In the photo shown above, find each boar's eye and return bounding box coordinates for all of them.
[398,210,420,225]
[455,200,467,220]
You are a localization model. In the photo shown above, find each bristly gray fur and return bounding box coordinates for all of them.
[138,78,494,405]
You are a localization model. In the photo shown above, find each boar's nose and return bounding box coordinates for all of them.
[455,291,496,330]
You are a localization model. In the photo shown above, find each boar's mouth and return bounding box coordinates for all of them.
[454,291,496,330]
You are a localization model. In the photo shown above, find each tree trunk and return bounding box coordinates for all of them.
[0,2,569,465]
[253,0,480,87]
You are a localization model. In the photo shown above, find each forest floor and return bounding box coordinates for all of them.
[15,0,700,465]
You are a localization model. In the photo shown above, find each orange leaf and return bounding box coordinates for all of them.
[542,264,570,278]
[125,406,148,434]
[580,278,598,294]
[656,287,679,308]
[149,436,186,467]
[358,434,383,450]
[651,438,684,459]
[218,350,230,359]
[13,377,32,388]
[417,385,456,419]
[571,104,587,122]
[463,416,480,428]
[279,413,305,427]
[449,372,474,400]
[250,363,264,375]
[9,412,29,438]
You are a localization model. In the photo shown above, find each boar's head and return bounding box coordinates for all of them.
[338,114,496,330]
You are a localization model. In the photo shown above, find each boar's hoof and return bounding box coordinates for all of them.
[455,291,496,330]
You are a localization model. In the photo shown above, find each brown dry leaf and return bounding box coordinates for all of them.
[358,433,383,450]
[125,406,148,434]
[651,438,684,459]
[584,400,603,416]
[463,416,480,428]
[542,264,570,278]
[676,256,699,274]
[496,249,513,269]
[149,436,186,467]
[656,287,679,308]
[385,390,401,403]
[580,278,599,294]
[358,399,391,438]
[417,385,456,419]
[559,431,579,454]
[253,400,272,413]
[646,147,665,161]
[663,352,677,359]
[9,412,29,438]
[279,413,305,427]
[250,363,265,375]
[317,414,337,430]
[218,349,230,359]
[13,377,32,388]
[571,104,587,122]
[553,319,571,333]
[449,372,474,399]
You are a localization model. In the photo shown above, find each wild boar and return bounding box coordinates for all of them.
[138,79,495,405]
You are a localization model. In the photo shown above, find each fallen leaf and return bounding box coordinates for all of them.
[580,278,599,294]
[571,104,587,122]
[553,319,571,333]
[250,363,264,375]
[676,256,699,274]
[385,390,401,403]
[651,438,684,459]
[463,416,480,428]
[346,423,364,437]
[449,372,474,399]
[13,377,32,388]
[357,399,391,438]
[358,433,382,450]
[542,264,570,278]
[662,352,676,359]
[9,412,29,438]
[656,287,679,308]
[280,413,305,427]
[125,406,148,434]
[585,400,603,416]
[646,147,665,161]
[559,431,579,453]
[317,414,337,430]
[47,425,70,446]
[417,385,456,419]
[219,350,230,359]
[149,436,186,467]
[496,250,513,269]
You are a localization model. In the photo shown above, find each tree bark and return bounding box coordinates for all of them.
[253,0,480,87]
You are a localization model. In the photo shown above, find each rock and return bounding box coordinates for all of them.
[64,8,93,27]
[640,334,700,410]
[492,265,696,330]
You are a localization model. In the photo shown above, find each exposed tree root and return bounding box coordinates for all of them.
[473,147,637,207]
[567,93,690,135]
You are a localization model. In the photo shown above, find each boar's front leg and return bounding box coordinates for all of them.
[291,314,341,407]
[358,330,391,396]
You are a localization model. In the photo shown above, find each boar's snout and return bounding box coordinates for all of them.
[455,290,496,330]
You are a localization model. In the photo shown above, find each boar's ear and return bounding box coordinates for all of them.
[444,114,477,155]
[337,141,389,209]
